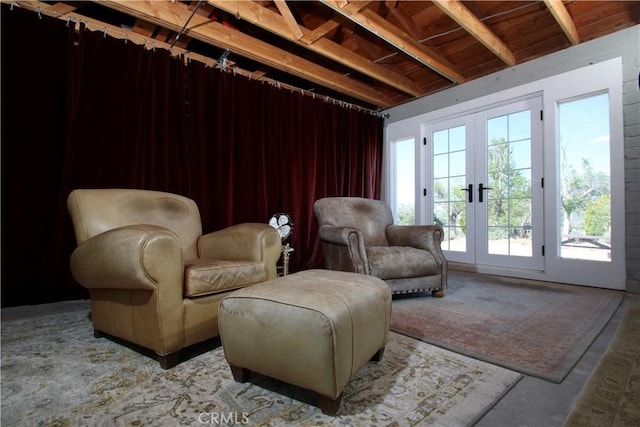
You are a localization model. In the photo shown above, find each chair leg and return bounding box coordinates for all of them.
[370,346,385,362]
[317,392,343,416]
[229,365,252,383]
[432,289,445,298]
[158,352,180,370]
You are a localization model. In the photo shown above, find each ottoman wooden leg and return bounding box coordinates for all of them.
[317,392,343,416]
[432,289,445,298]
[229,365,252,383]
[158,352,180,370]
[370,346,385,362]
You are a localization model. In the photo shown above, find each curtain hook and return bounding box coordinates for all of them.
[103,27,107,38]
[10,0,16,11]
[36,6,42,19]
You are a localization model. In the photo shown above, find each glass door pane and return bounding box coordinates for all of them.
[558,93,611,261]
[486,110,533,257]
[432,125,468,254]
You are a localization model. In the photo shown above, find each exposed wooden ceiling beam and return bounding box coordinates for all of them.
[208,0,423,97]
[431,0,517,67]
[46,1,78,15]
[342,1,374,14]
[543,0,579,45]
[308,18,341,43]
[387,3,425,41]
[100,0,392,107]
[133,19,155,37]
[319,0,466,84]
[273,0,304,41]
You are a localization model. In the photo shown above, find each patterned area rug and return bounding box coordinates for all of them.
[563,302,640,426]
[391,272,623,383]
[1,301,521,426]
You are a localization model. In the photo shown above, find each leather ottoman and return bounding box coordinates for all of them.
[218,269,391,415]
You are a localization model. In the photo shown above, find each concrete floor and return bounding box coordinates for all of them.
[475,292,640,427]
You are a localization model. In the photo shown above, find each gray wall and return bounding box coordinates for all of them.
[384,25,640,293]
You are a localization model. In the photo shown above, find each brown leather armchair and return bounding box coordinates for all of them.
[67,189,281,369]
[314,197,447,297]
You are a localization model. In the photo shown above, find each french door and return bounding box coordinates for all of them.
[427,97,544,270]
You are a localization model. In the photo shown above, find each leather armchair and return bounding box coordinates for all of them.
[67,189,281,369]
[314,197,447,297]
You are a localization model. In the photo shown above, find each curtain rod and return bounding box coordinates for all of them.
[5,0,384,117]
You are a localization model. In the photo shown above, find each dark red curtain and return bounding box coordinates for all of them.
[185,64,383,270]
[1,5,77,306]
[63,28,188,193]
[1,5,383,307]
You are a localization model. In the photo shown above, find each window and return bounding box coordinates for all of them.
[390,137,415,224]
[558,93,611,261]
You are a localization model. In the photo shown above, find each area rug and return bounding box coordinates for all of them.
[1,301,521,426]
[563,301,640,427]
[391,272,624,383]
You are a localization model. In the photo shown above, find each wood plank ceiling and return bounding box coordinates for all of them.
[7,0,639,110]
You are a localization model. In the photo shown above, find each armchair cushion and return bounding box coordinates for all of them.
[367,246,439,280]
[184,259,266,297]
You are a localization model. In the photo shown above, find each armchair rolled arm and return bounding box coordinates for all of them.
[198,223,281,265]
[318,225,362,246]
[387,224,447,266]
[70,224,184,291]
[318,225,369,274]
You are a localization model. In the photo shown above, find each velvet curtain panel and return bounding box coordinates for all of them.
[1,5,383,307]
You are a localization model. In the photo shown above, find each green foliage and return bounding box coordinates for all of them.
[396,203,415,225]
[560,150,610,235]
[487,139,531,232]
[433,180,466,236]
[584,194,611,236]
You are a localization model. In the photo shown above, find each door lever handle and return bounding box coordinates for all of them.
[460,184,473,203]
[478,183,492,203]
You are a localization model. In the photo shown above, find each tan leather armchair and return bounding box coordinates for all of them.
[314,197,447,297]
[67,189,281,369]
